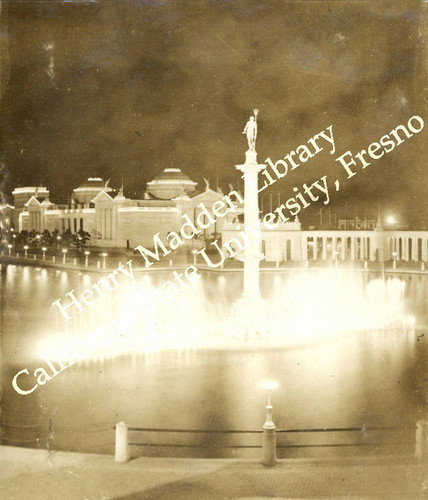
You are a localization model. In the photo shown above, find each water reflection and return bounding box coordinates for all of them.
[1,265,426,458]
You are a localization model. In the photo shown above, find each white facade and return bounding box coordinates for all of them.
[15,168,243,249]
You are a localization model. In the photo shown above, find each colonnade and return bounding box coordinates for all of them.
[265,231,428,262]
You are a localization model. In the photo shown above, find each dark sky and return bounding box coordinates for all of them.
[0,0,426,225]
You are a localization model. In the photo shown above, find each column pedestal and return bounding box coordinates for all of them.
[227,149,270,343]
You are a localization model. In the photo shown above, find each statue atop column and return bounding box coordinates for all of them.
[242,108,259,151]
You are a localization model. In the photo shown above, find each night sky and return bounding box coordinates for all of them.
[0,0,426,225]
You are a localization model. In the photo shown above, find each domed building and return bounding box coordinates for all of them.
[14,167,244,249]
[72,177,114,205]
[146,168,197,199]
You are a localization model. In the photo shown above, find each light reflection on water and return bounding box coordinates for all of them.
[1,264,426,458]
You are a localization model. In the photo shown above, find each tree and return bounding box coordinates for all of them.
[72,229,91,251]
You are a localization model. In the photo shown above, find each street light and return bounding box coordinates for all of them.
[35,234,41,249]
[56,235,61,251]
[24,245,29,259]
[42,246,47,261]
[260,380,279,467]
[260,380,279,428]
[392,251,397,270]
[62,248,68,264]
[84,250,90,267]
[192,249,198,265]
[7,244,12,256]
[101,252,108,269]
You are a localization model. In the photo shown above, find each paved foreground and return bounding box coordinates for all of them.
[1,447,427,499]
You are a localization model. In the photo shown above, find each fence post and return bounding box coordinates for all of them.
[261,403,276,466]
[415,421,428,461]
[115,421,130,463]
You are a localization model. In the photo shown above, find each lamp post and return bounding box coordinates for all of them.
[56,235,61,251]
[101,252,108,269]
[84,250,90,267]
[192,249,197,266]
[7,244,12,257]
[260,380,278,466]
[392,251,397,270]
[12,233,16,249]
[35,234,41,250]
[24,245,29,259]
[42,246,47,261]
[62,248,68,265]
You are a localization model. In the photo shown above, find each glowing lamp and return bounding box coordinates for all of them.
[260,380,278,431]
[62,249,68,254]
[24,245,29,250]
[260,380,279,391]
[7,244,12,249]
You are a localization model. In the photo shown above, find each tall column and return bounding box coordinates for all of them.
[227,111,270,342]
[370,237,376,261]
[322,236,327,260]
[313,238,318,260]
[237,150,264,299]
[341,237,346,260]
[413,238,419,261]
[351,237,355,260]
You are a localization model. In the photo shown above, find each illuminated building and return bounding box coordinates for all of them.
[12,168,242,248]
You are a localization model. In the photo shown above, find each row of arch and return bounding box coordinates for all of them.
[262,235,428,262]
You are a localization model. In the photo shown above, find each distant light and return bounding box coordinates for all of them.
[236,225,241,230]
[24,245,29,250]
[36,234,41,239]
[192,249,198,254]
[84,250,90,256]
[387,216,396,224]
[7,244,12,249]
[42,247,47,252]
[260,380,279,391]
[101,252,108,257]
[57,236,61,241]
[62,249,68,254]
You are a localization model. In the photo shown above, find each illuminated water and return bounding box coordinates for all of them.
[1,264,427,458]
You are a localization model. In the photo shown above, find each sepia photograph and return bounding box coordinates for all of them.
[0,0,427,498]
